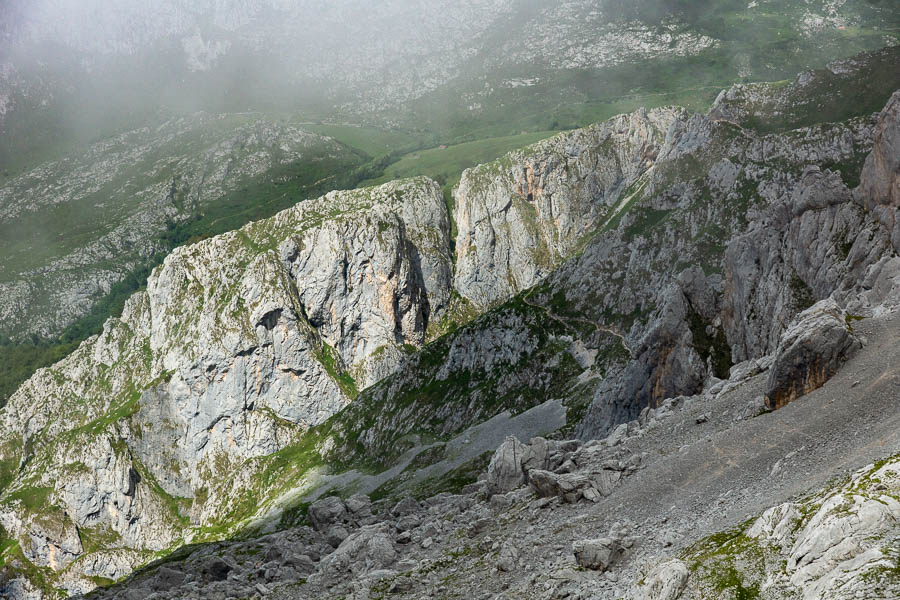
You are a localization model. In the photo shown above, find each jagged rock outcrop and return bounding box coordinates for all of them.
[453,107,683,309]
[675,457,900,600]
[764,298,862,410]
[0,177,452,594]
[859,90,900,250]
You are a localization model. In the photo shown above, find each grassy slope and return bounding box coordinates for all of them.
[301,124,421,159]
[361,131,557,188]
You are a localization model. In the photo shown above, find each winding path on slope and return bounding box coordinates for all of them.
[521,287,635,359]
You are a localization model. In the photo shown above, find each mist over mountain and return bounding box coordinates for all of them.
[1,0,897,170]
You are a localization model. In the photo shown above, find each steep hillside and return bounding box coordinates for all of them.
[2,0,898,410]
[64,70,900,600]
[73,304,900,600]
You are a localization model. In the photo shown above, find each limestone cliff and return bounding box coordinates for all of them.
[0,177,451,594]
[453,107,682,309]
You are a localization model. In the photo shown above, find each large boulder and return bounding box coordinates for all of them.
[573,538,625,571]
[521,437,554,473]
[312,523,398,582]
[764,298,861,410]
[486,436,528,494]
[307,496,347,532]
[344,494,373,516]
[528,469,598,503]
[637,559,690,600]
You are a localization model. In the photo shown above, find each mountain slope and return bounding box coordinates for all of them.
[68,76,900,600]
[69,272,900,600]
[0,45,899,598]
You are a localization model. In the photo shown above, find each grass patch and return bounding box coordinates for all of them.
[303,124,420,159]
[315,342,359,400]
[5,486,54,512]
[682,519,766,600]
[361,132,556,190]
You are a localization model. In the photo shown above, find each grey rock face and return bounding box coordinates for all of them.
[486,436,528,494]
[567,102,890,437]
[0,177,453,592]
[453,108,683,310]
[859,91,900,210]
[859,90,900,252]
[764,298,861,410]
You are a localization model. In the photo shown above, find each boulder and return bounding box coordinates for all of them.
[345,494,373,516]
[572,538,625,571]
[391,497,420,517]
[521,437,554,473]
[764,298,861,410]
[313,523,398,581]
[527,469,598,503]
[528,469,562,498]
[307,496,347,532]
[199,556,232,582]
[150,567,186,591]
[486,436,528,494]
[497,543,519,572]
[326,525,349,548]
[638,559,689,600]
[284,554,315,574]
